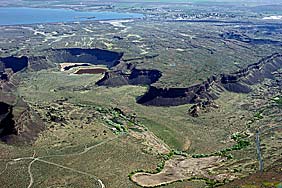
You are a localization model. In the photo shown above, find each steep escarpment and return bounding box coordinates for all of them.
[0,56,28,83]
[96,67,162,87]
[219,53,282,94]
[74,68,108,75]
[0,99,44,145]
[137,53,282,107]
[48,48,123,68]
[0,56,28,73]
[137,75,219,106]
[0,56,29,92]
[0,102,17,139]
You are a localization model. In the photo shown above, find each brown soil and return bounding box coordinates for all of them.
[131,156,235,187]
[182,139,192,151]
[129,127,170,154]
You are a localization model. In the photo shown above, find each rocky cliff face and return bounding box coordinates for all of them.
[48,48,123,68]
[137,53,282,107]
[218,53,282,94]
[0,102,17,140]
[0,56,29,85]
[136,82,219,106]
[0,56,28,73]
[96,52,282,107]
[96,68,162,87]
[0,99,44,145]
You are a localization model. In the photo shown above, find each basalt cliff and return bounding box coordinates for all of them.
[137,53,282,110]
[0,98,44,145]
[96,67,162,86]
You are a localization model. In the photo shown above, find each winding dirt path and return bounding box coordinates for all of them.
[0,162,9,176]
[27,159,37,188]
[0,136,120,188]
[36,158,105,188]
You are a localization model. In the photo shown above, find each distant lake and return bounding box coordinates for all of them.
[0,7,143,26]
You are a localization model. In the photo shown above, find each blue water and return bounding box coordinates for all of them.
[0,7,143,26]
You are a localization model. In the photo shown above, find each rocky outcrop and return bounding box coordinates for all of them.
[137,75,219,106]
[96,67,162,87]
[0,102,17,139]
[0,100,44,145]
[28,56,54,71]
[226,53,281,82]
[189,100,220,117]
[137,53,282,107]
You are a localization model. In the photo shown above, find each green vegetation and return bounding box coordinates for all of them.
[262,182,282,188]
[192,132,250,159]
[140,118,185,150]
[129,150,175,180]
[254,110,264,120]
[276,183,282,188]
[76,104,140,135]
